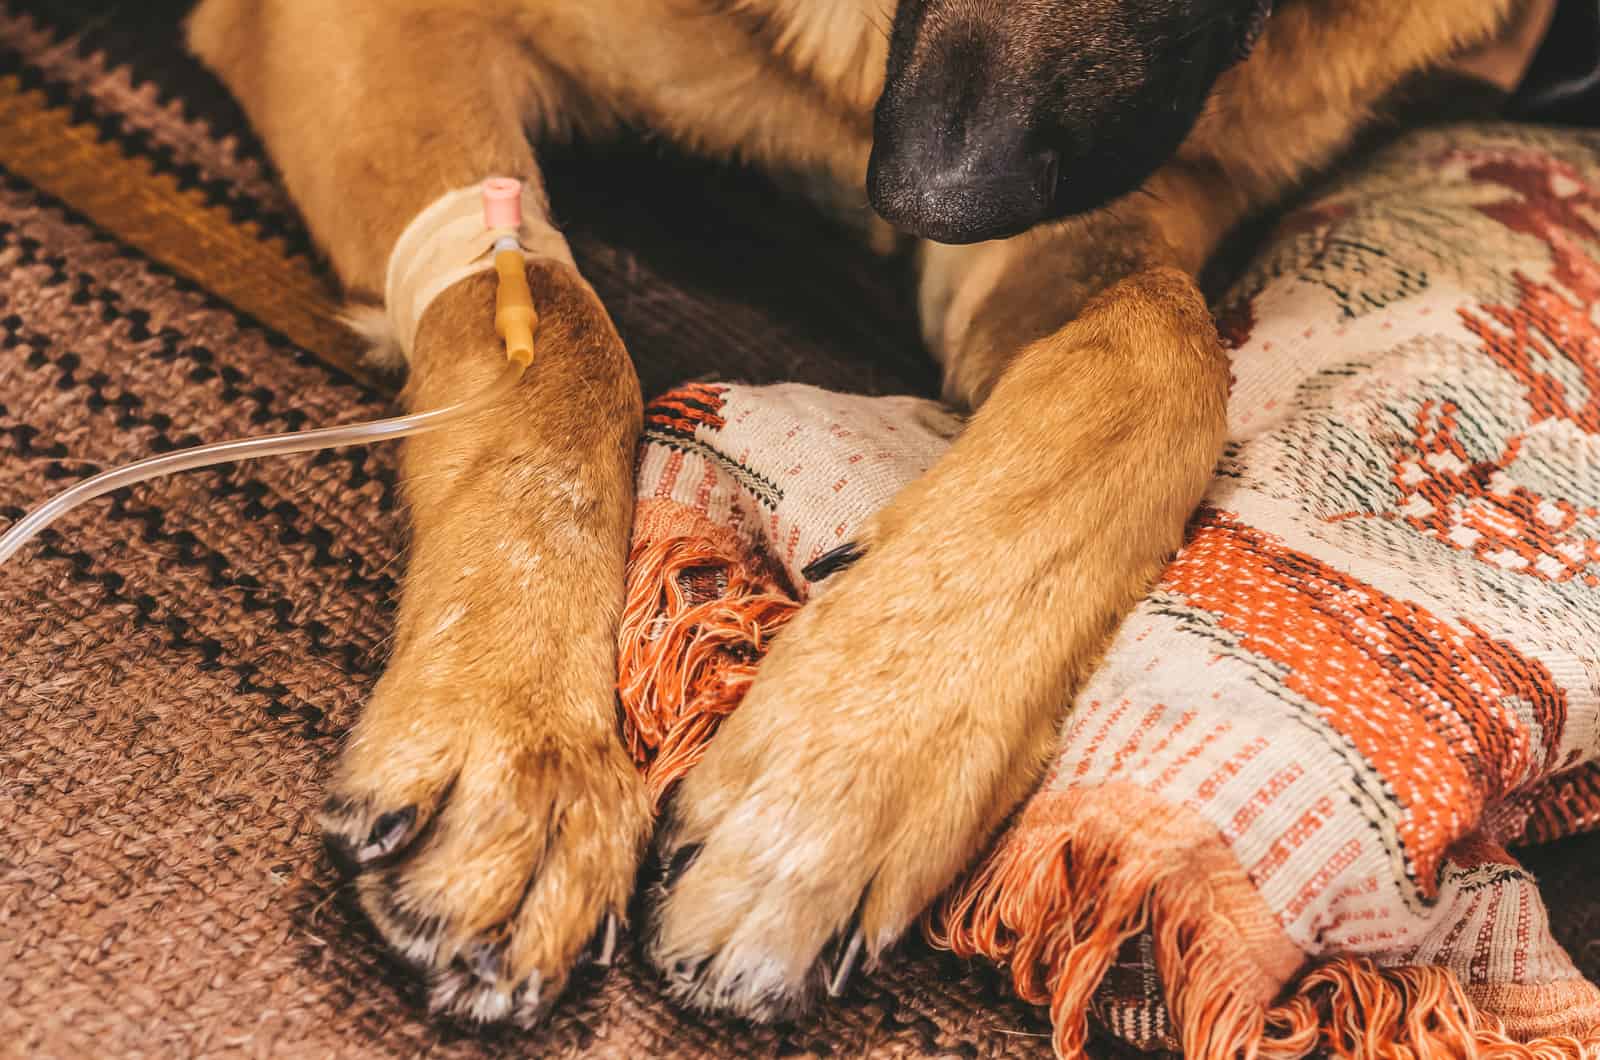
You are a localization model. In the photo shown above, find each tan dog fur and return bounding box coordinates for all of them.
[187,0,1530,1028]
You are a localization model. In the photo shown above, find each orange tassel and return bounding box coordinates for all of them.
[617,527,799,806]
[619,515,1600,1059]
[931,789,1600,1059]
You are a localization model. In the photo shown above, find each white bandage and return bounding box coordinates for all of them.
[383,181,575,359]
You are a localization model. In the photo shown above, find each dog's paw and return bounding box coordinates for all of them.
[323,657,651,1027]
[640,496,1069,1021]
[641,265,1224,1022]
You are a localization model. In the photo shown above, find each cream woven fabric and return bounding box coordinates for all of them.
[619,124,1600,1057]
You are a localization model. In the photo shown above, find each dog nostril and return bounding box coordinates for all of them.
[1036,152,1061,207]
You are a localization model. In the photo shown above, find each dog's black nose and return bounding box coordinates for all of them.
[868,124,1060,245]
[867,17,1062,245]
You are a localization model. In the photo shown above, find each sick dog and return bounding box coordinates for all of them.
[186,0,1554,1031]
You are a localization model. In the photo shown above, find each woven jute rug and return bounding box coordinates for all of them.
[1,3,1596,1059]
[0,3,1049,1058]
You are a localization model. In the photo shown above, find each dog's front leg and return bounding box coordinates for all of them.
[337,266,647,1026]
[644,178,1237,1019]
[188,1,648,1024]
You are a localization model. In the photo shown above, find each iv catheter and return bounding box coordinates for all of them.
[0,178,538,568]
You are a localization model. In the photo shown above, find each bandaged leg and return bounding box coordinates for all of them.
[189,0,651,1025]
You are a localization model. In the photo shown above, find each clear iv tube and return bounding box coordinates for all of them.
[0,361,525,567]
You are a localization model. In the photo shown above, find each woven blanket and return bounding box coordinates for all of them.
[617,123,1600,1057]
[3,4,1597,1055]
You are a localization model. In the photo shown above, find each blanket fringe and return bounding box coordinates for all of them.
[617,531,799,806]
[930,800,1600,1059]
[619,526,1600,1057]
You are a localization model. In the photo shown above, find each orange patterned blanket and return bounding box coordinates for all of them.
[618,124,1600,1057]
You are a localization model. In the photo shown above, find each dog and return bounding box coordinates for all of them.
[185,0,1553,1031]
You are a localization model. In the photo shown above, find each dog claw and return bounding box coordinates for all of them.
[802,541,863,583]
[673,955,709,983]
[585,913,619,968]
[361,806,417,859]
[825,927,865,998]
[461,939,506,984]
[510,974,549,1029]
